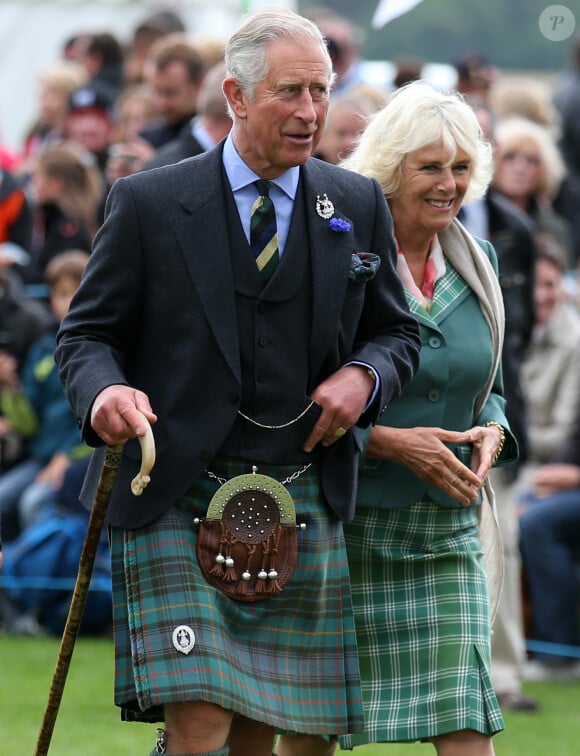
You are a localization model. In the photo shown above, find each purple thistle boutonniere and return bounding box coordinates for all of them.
[328,217,352,233]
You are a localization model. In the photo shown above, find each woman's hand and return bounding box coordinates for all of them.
[368,425,482,506]
[469,424,503,481]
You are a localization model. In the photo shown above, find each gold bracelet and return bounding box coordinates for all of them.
[485,421,506,464]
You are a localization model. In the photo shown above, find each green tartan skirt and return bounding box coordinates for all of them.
[110,458,363,736]
[339,501,504,748]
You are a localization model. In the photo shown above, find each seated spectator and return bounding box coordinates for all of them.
[0,264,52,371]
[392,57,424,89]
[307,8,367,95]
[112,84,160,145]
[141,60,230,171]
[491,76,559,131]
[64,85,117,177]
[15,142,102,286]
[20,61,88,172]
[0,168,33,259]
[0,455,112,636]
[138,33,205,150]
[518,408,580,679]
[0,130,22,174]
[0,250,90,542]
[0,262,53,474]
[454,51,498,102]
[521,234,580,466]
[123,8,186,87]
[80,31,125,107]
[493,116,574,265]
[553,34,580,180]
[102,85,159,191]
[61,32,91,64]
[315,89,380,165]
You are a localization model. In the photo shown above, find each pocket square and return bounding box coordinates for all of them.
[349,252,381,282]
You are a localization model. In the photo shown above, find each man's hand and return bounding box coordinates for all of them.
[303,365,375,452]
[90,385,157,446]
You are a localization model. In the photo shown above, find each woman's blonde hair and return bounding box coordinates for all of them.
[36,142,103,239]
[494,116,566,200]
[38,61,88,97]
[342,80,493,204]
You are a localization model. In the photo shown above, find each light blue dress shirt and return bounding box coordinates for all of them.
[222,133,299,254]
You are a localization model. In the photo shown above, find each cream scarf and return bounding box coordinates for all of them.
[439,219,506,622]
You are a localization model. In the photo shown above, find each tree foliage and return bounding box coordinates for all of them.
[299,0,577,71]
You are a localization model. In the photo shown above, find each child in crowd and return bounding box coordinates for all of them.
[0,250,90,542]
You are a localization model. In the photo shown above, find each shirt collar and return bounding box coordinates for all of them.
[222,133,299,200]
[191,117,216,151]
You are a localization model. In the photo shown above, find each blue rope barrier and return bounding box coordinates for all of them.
[0,576,111,592]
[526,638,580,659]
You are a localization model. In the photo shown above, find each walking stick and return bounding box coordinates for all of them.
[34,417,156,756]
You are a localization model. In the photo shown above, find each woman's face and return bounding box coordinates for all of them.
[39,82,69,127]
[389,141,471,238]
[494,137,543,205]
[534,256,563,324]
[50,275,79,322]
[32,167,63,205]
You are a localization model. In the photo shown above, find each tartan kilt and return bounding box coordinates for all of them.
[339,501,504,748]
[110,458,363,736]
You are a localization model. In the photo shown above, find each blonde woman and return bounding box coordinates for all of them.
[278,81,518,756]
[493,116,573,264]
[18,143,102,285]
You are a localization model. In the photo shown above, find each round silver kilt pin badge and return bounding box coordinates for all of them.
[196,466,303,602]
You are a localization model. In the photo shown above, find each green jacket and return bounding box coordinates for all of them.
[356,238,518,510]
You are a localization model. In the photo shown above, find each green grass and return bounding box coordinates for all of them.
[2,635,579,754]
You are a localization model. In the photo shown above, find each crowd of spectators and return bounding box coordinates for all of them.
[0,6,579,707]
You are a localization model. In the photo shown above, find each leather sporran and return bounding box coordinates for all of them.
[196,472,298,602]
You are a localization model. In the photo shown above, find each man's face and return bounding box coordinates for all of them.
[151,61,200,124]
[65,109,113,154]
[226,39,331,178]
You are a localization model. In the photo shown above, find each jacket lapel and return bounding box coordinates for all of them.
[301,161,354,376]
[172,147,241,382]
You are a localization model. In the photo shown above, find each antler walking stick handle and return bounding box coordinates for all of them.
[34,415,155,756]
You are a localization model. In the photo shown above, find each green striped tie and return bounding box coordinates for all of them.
[250,180,279,281]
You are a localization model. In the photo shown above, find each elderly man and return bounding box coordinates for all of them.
[55,8,420,756]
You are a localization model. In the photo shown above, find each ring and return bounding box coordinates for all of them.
[334,426,347,438]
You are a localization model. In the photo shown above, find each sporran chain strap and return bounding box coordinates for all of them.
[237,399,315,430]
[206,462,312,487]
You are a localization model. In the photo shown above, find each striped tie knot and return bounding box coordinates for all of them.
[251,179,279,281]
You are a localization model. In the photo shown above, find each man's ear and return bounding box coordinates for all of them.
[223,76,247,119]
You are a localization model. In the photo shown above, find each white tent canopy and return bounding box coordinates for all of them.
[0,0,294,152]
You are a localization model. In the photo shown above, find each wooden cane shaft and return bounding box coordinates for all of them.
[34,446,122,756]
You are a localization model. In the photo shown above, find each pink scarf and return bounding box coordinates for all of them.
[396,236,446,311]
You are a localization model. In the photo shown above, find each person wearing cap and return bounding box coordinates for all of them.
[65,85,117,175]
